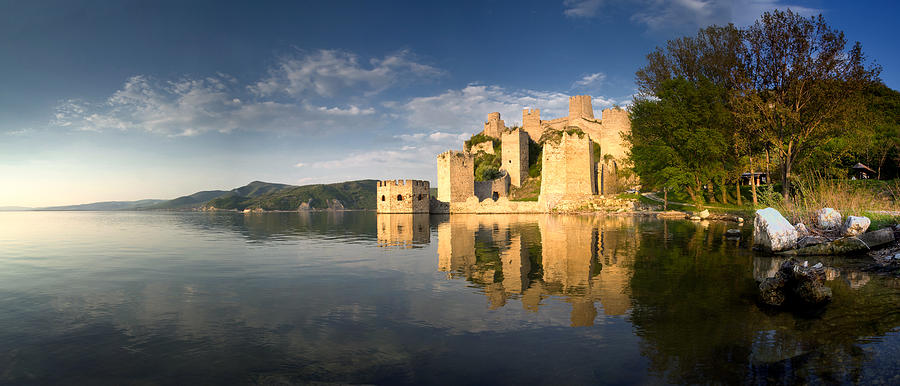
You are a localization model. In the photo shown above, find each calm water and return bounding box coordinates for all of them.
[1,211,899,385]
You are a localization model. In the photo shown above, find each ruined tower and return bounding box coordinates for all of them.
[522,108,542,142]
[568,95,594,120]
[598,107,631,161]
[501,128,529,187]
[376,179,430,213]
[437,151,474,203]
[539,132,596,201]
[482,112,506,139]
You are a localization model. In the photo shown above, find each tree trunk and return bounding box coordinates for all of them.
[765,148,771,185]
[721,181,728,205]
[663,188,668,210]
[878,151,888,180]
[706,183,716,204]
[686,186,698,204]
[736,181,742,206]
[750,155,758,205]
[782,154,792,201]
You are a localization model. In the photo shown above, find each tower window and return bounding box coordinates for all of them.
[381,195,385,201]
[397,194,403,201]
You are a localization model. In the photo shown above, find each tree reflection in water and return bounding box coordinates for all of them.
[423,213,900,384]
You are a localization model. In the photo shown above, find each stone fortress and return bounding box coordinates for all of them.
[376,95,632,214]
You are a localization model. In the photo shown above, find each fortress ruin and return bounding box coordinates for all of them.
[381,94,633,214]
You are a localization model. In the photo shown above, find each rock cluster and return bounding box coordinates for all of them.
[759,259,833,307]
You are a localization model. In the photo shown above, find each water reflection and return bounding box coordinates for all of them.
[434,215,642,325]
[377,214,430,248]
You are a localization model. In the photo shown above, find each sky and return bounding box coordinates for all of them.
[2,0,898,206]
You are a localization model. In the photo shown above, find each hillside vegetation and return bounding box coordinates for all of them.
[205,180,377,211]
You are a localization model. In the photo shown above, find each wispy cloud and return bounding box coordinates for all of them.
[400,83,617,131]
[563,0,604,18]
[294,162,306,168]
[249,49,443,98]
[572,72,606,89]
[562,0,821,32]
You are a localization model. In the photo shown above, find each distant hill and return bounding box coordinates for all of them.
[146,190,228,210]
[37,199,165,211]
[206,180,377,211]
[21,180,378,212]
[0,206,33,211]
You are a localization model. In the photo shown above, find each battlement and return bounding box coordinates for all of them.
[482,112,506,139]
[569,95,594,120]
[377,179,429,187]
[437,151,474,203]
[377,179,430,213]
[522,108,542,142]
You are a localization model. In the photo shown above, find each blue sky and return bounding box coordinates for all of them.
[2,0,898,206]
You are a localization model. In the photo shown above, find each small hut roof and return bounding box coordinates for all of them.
[851,163,875,173]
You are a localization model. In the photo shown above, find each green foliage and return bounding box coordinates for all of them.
[206,180,377,210]
[474,152,501,182]
[528,139,542,178]
[628,78,733,205]
[464,133,500,153]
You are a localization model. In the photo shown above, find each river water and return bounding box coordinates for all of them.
[0,211,898,384]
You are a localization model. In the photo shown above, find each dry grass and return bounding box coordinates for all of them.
[765,175,900,228]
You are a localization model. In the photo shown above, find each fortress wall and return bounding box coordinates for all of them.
[474,173,509,201]
[599,108,631,161]
[482,112,506,139]
[437,151,474,203]
[470,141,495,154]
[376,179,430,213]
[539,132,596,202]
[568,95,594,120]
[376,213,430,247]
[522,109,542,142]
[501,128,529,187]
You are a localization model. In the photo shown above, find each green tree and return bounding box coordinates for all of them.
[735,10,881,200]
[628,78,732,206]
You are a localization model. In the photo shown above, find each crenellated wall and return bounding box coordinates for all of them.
[482,112,506,139]
[437,151,474,203]
[501,128,529,187]
[597,107,631,161]
[539,132,597,202]
[522,108,542,142]
[377,179,431,213]
[568,95,594,120]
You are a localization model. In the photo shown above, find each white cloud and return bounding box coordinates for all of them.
[294,162,306,168]
[731,0,821,26]
[310,104,376,116]
[563,0,604,18]
[400,83,617,131]
[249,49,443,98]
[572,72,606,89]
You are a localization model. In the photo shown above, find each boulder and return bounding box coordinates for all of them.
[779,227,895,256]
[725,228,742,237]
[797,235,827,249]
[753,208,798,252]
[758,258,832,307]
[698,209,710,219]
[795,222,810,237]
[841,216,871,236]
[815,208,842,230]
[690,215,701,221]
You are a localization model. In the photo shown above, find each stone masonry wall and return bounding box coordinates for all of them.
[437,151,474,203]
[501,128,529,187]
[598,107,631,161]
[482,112,506,139]
[539,132,596,202]
[568,95,594,120]
[470,141,495,154]
[522,108,542,142]
[474,173,509,201]
[377,179,430,213]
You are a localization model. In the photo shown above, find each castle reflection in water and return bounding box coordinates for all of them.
[378,213,642,326]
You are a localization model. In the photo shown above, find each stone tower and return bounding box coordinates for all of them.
[437,151,474,203]
[482,112,506,139]
[569,95,594,120]
[539,132,596,201]
[598,107,631,161]
[376,179,430,213]
[522,108,542,142]
[501,128,529,187]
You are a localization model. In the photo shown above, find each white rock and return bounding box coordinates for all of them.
[813,262,823,269]
[698,209,710,219]
[795,222,810,237]
[737,217,745,223]
[690,216,702,221]
[892,253,900,260]
[815,208,842,230]
[753,207,799,252]
[842,216,871,236]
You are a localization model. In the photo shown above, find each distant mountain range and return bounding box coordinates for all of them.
[5,180,379,212]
